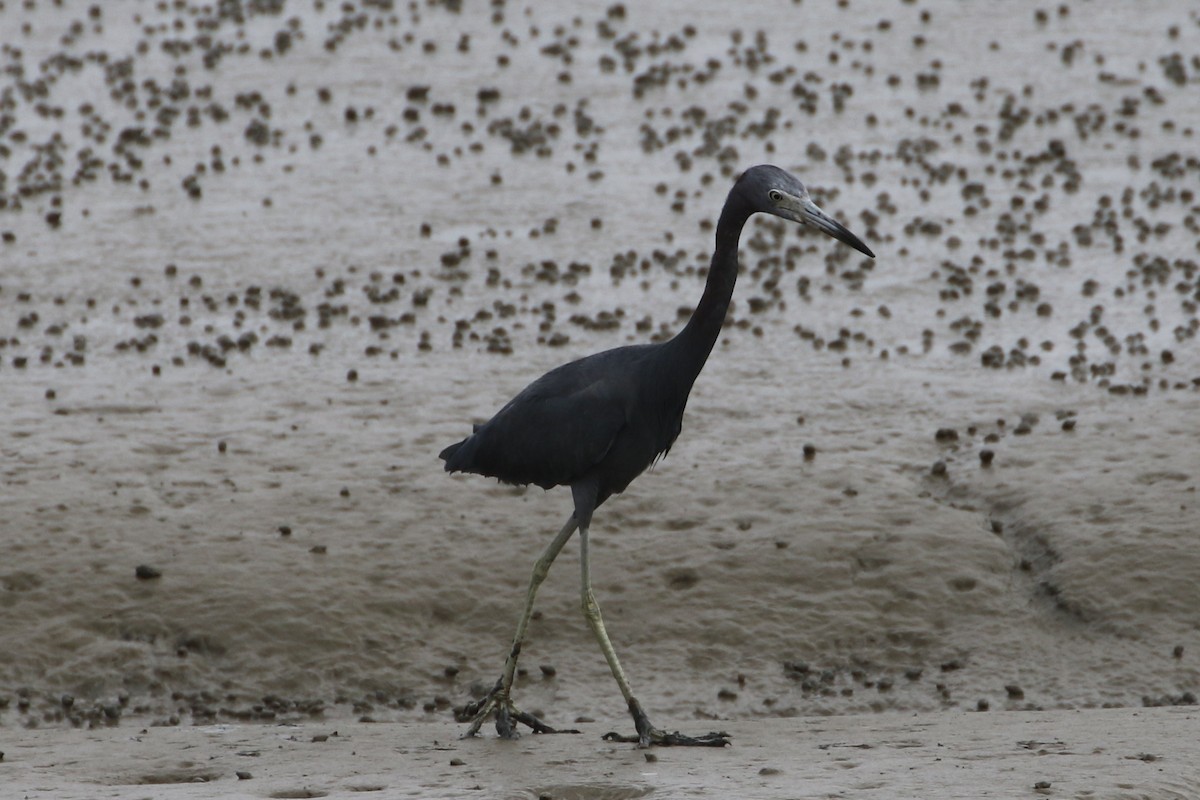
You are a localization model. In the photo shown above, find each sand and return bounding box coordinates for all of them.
[5,709,1199,799]
[0,0,1197,796]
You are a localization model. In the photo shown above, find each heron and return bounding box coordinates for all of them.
[440,164,875,747]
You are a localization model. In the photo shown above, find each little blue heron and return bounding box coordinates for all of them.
[441,164,874,747]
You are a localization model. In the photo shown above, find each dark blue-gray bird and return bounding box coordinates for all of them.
[441,164,874,747]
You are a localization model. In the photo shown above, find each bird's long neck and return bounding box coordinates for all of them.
[666,190,754,384]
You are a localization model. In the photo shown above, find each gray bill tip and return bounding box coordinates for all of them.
[815,215,875,258]
[800,198,875,258]
[831,223,875,259]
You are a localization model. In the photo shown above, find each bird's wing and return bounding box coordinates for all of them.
[443,364,630,490]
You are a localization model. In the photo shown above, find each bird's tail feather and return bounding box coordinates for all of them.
[438,440,465,466]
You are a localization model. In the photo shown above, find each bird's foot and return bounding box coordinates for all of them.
[602,698,731,747]
[602,727,731,747]
[455,679,580,739]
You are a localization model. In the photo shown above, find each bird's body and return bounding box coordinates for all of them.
[441,165,874,747]
[442,341,683,504]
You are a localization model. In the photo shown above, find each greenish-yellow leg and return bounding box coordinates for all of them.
[579,525,730,747]
[458,515,579,739]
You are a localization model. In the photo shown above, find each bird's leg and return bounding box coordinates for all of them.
[457,515,581,739]
[577,526,730,748]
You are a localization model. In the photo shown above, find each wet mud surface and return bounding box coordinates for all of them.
[0,1,1197,732]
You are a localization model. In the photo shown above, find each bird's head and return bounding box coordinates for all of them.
[738,164,875,258]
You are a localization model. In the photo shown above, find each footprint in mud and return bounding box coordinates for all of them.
[128,768,223,784]
[518,785,654,800]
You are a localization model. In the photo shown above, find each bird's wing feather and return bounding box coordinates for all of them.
[442,355,634,489]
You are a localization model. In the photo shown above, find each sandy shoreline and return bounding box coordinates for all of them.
[4,708,1198,799]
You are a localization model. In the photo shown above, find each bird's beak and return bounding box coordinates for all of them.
[793,196,875,258]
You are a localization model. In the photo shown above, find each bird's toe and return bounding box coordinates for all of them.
[495,705,520,739]
[655,729,732,747]
[456,684,579,739]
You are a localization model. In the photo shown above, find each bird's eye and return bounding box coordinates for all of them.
[768,189,783,202]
